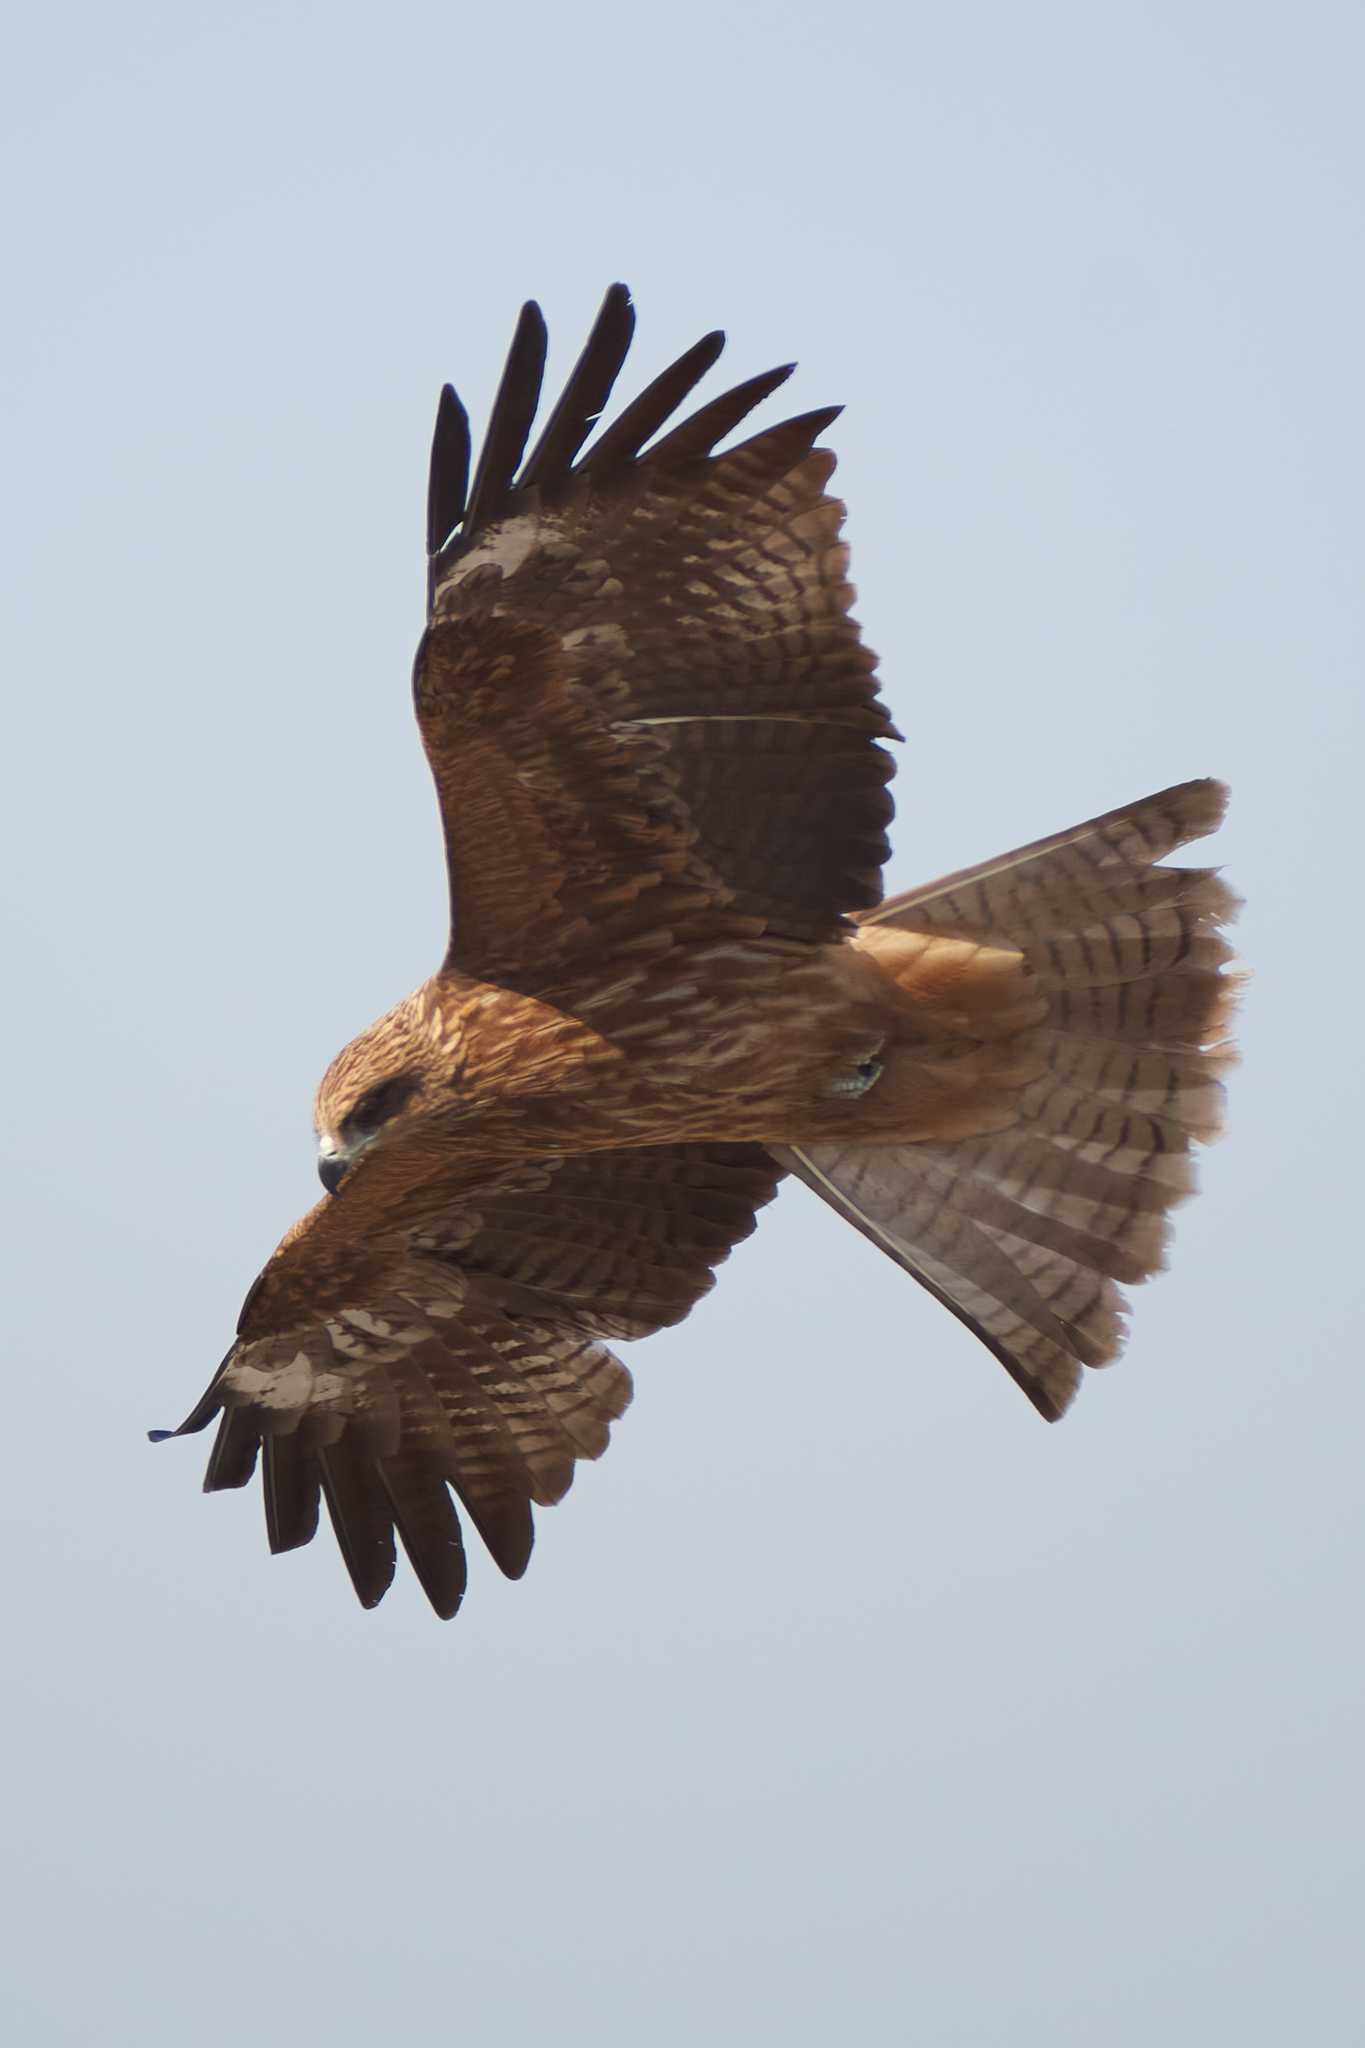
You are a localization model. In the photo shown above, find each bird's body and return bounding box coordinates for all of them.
[159,286,1238,1618]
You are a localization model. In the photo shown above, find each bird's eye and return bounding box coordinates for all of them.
[343,1074,418,1136]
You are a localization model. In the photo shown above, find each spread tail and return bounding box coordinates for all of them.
[774,779,1239,1419]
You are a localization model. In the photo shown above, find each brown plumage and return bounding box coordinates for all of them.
[156,285,1239,1618]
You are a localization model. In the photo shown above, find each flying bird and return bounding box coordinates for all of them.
[155,285,1239,1619]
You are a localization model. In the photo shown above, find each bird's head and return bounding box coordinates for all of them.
[313,994,435,1195]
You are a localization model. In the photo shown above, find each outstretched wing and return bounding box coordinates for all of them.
[158,1143,782,1617]
[416,284,897,989]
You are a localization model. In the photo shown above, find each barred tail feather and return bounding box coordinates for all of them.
[776,780,1239,1420]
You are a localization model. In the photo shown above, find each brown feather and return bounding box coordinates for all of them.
[519,282,635,494]
[426,383,471,563]
[461,300,548,537]
[422,437,893,972]
[168,1144,779,1614]
[778,781,1238,1420]
[316,1441,397,1611]
[581,328,726,474]
[262,1436,320,1553]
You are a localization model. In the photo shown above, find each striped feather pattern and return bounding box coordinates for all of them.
[777,781,1238,1420]
[173,1145,780,1615]
[421,290,896,974]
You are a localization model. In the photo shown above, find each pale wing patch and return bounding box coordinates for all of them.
[431,511,551,605]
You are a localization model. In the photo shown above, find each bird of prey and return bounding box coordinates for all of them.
[155,284,1238,1619]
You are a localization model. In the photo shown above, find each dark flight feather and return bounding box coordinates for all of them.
[262,1436,322,1553]
[580,327,726,474]
[642,363,798,465]
[203,1407,260,1491]
[461,299,548,538]
[426,383,471,560]
[377,1455,468,1619]
[518,281,636,494]
[317,1441,397,1610]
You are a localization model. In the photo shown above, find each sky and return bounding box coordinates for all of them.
[4,2,1362,2041]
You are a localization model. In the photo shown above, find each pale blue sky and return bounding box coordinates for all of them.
[5,3,1362,2042]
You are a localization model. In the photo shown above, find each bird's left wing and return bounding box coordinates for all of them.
[416,284,898,991]
[157,1141,781,1617]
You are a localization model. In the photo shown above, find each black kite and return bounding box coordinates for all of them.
[155,286,1238,1618]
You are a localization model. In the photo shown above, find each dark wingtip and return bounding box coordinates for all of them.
[795,400,843,436]
[461,299,549,539]
[518,281,637,495]
[426,381,471,559]
[643,360,801,464]
[517,299,550,366]
[580,326,727,476]
[148,1428,175,1443]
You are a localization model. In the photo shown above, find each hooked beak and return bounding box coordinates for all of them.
[317,1129,373,1195]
